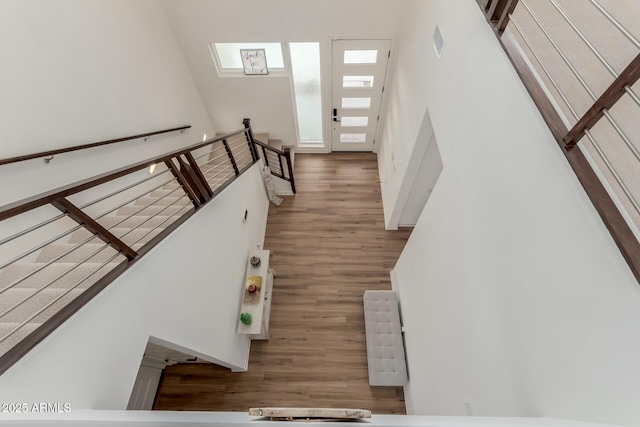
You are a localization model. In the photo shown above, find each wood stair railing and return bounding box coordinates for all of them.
[245,120,296,194]
[477,0,640,285]
[0,119,272,375]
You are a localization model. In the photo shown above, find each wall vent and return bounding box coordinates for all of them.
[433,26,444,58]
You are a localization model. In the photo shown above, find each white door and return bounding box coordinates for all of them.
[331,39,391,152]
[127,361,164,410]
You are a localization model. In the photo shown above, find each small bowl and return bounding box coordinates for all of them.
[247,284,257,293]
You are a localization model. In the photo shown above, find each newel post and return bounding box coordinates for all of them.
[243,118,259,162]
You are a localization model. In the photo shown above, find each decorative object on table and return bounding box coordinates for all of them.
[243,275,263,304]
[250,256,261,267]
[261,166,283,206]
[240,312,252,325]
[240,48,269,75]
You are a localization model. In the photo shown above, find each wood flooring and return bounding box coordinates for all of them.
[154,153,412,414]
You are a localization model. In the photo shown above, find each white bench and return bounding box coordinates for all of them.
[363,290,408,386]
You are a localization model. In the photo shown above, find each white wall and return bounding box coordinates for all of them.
[0,163,269,408]
[379,1,640,426]
[161,0,406,151]
[0,0,215,206]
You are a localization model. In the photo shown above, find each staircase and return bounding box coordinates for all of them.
[251,132,296,194]
[0,120,286,371]
[0,173,196,357]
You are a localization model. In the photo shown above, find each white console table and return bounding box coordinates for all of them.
[237,250,273,340]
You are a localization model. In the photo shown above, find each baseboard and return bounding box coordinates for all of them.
[390,269,413,415]
[403,382,414,414]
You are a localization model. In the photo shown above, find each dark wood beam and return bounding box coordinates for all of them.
[177,156,209,203]
[222,139,240,176]
[164,159,201,208]
[564,53,640,148]
[501,31,640,284]
[184,152,214,198]
[51,198,137,260]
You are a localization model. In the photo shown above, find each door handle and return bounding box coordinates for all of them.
[332,108,340,122]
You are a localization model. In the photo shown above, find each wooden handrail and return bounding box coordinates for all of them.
[252,139,286,156]
[0,120,266,376]
[0,128,249,222]
[483,0,519,35]
[478,2,640,285]
[251,138,297,194]
[0,125,191,166]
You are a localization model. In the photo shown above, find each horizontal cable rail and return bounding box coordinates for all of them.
[509,17,640,219]
[589,0,640,50]
[477,0,640,285]
[252,138,296,193]
[0,119,270,375]
[0,125,191,166]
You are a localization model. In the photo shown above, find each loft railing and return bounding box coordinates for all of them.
[242,120,296,194]
[478,0,640,283]
[251,140,296,194]
[0,125,191,166]
[0,118,286,375]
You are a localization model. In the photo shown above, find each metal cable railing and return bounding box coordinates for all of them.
[510,0,640,220]
[547,0,640,112]
[589,0,640,50]
[0,120,269,371]
[479,0,640,285]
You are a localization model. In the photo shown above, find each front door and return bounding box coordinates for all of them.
[331,39,391,152]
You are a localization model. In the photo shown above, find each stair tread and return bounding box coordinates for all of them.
[98,213,185,229]
[0,288,85,324]
[36,243,121,263]
[0,322,43,358]
[133,196,191,207]
[0,262,120,289]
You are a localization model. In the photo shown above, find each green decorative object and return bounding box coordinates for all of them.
[240,312,252,325]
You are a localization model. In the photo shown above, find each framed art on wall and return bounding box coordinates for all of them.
[240,48,269,75]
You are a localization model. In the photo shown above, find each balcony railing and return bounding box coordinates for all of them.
[0,118,292,375]
[479,0,640,283]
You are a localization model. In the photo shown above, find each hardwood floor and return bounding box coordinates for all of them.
[154,153,412,414]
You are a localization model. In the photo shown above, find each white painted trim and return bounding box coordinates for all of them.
[390,269,413,415]
[148,336,246,372]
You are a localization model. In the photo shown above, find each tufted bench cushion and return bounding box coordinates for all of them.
[363,290,408,386]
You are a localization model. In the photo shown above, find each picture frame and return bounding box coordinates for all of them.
[240,48,269,75]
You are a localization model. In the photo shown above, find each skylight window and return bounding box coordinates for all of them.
[212,43,284,72]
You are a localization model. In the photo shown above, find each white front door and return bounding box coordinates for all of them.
[331,39,391,152]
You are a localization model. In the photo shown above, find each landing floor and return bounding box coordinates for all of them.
[154,153,412,413]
